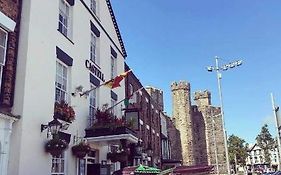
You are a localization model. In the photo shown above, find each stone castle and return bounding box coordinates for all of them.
[171,81,228,174]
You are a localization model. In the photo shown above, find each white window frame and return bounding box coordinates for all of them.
[0,28,8,90]
[55,61,68,102]
[128,84,137,104]
[58,0,71,38]
[129,84,134,96]
[90,32,99,65]
[78,159,86,175]
[110,56,117,79]
[111,98,117,116]
[89,83,98,127]
[51,153,66,175]
[90,0,97,15]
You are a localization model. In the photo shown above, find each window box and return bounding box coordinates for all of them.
[85,106,137,137]
[85,126,136,138]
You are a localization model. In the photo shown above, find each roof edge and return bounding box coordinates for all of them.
[106,0,127,58]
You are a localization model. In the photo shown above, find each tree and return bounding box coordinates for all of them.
[228,134,248,170]
[256,124,276,163]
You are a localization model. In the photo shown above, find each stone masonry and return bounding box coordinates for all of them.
[171,81,195,165]
[171,81,227,174]
[194,91,227,174]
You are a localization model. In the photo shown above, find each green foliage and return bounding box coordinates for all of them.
[90,107,133,129]
[256,124,276,163]
[228,134,248,166]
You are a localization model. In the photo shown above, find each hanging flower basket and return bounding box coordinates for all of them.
[45,138,68,157]
[72,142,91,159]
[54,101,75,123]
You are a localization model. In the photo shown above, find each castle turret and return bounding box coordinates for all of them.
[194,90,211,107]
[171,81,194,165]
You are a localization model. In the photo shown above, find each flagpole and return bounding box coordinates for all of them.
[79,80,109,97]
[79,85,99,97]
[79,70,132,97]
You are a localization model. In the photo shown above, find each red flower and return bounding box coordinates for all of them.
[54,101,75,122]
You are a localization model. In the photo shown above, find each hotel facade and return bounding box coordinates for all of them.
[2,0,135,174]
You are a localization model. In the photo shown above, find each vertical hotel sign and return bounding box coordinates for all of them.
[85,60,105,82]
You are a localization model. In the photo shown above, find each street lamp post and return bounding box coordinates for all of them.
[207,56,242,175]
[270,93,281,170]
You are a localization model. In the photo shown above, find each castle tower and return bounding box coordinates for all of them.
[146,86,164,111]
[193,90,228,174]
[194,90,211,107]
[171,81,194,165]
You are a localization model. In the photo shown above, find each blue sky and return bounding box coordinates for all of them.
[111,0,281,144]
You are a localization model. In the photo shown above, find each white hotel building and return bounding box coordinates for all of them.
[3,0,134,174]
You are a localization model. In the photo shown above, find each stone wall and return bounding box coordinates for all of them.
[191,105,208,165]
[194,91,227,174]
[166,116,183,161]
[170,82,228,174]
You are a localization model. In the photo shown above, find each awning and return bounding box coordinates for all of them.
[86,134,138,146]
[135,165,160,174]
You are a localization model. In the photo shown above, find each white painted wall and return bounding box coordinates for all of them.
[10,0,126,174]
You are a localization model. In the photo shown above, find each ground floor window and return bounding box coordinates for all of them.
[78,159,86,175]
[51,153,65,175]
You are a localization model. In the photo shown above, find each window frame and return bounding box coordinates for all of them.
[89,83,98,127]
[111,98,117,116]
[78,159,86,175]
[110,56,117,79]
[55,61,69,102]
[90,0,97,15]
[0,28,8,91]
[58,0,72,39]
[90,32,99,65]
[51,153,66,175]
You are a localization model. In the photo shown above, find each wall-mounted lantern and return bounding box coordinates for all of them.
[41,117,63,136]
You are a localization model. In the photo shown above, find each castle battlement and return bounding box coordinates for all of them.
[194,90,211,106]
[194,90,211,100]
[146,86,163,94]
[171,81,190,91]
